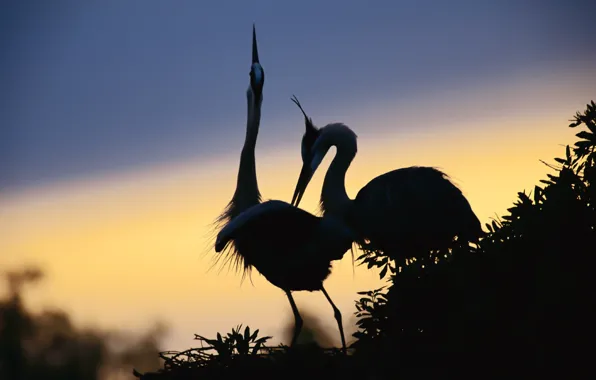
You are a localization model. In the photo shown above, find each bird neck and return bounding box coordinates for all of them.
[243,97,261,148]
[233,98,262,216]
[321,148,354,217]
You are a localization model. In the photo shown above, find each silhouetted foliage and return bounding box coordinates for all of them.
[135,325,356,380]
[0,266,166,380]
[351,100,596,378]
[136,101,595,379]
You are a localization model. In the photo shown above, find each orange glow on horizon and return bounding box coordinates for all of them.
[1,67,594,350]
[0,113,577,350]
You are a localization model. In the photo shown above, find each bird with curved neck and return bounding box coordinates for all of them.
[289,95,484,263]
[213,27,354,353]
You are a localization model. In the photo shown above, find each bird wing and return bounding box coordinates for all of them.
[354,167,443,218]
[215,200,319,252]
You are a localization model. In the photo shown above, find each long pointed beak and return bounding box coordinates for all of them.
[250,24,264,99]
[291,162,313,208]
[252,24,259,64]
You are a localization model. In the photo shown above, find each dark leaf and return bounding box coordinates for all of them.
[256,336,272,344]
[533,186,542,204]
[576,131,594,140]
[252,341,263,355]
[379,265,388,280]
[244,326,250,341]
[575,140,591,148]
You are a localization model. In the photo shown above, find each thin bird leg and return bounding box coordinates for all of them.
[285,290,303,347]
[321,286,346,353]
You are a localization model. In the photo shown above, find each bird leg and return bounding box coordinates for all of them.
[285,290,303,347]
[321,286,347,353]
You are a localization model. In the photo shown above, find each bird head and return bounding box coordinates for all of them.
[290,95,323,207]
[249,24,264,103]
[291,95,321,163]
[291,109,357,208]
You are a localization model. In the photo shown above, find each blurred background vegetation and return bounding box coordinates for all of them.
[0,266,166,380]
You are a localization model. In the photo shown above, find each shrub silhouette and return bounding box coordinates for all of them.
[352,100,596,378]
[135,101,595,379]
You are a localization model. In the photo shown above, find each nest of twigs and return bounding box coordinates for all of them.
[133,325,362,380]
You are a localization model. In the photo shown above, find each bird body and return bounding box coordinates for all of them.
[290,97,483,261]
[216,200,354,291]
[349,166,483,256]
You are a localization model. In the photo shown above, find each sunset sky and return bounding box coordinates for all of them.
[2,0,595,350]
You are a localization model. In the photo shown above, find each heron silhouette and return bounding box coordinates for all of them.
[213,26,355,352]
[289,96,484,263]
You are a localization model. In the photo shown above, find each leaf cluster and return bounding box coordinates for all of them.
[194,324,271,359]
[135,325,360,380]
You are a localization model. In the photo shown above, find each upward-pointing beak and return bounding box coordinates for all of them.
[250,24,264,99]
[252,24,259,64]
[291,161,313,208]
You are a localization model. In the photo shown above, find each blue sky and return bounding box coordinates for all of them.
[2,0,595,191]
